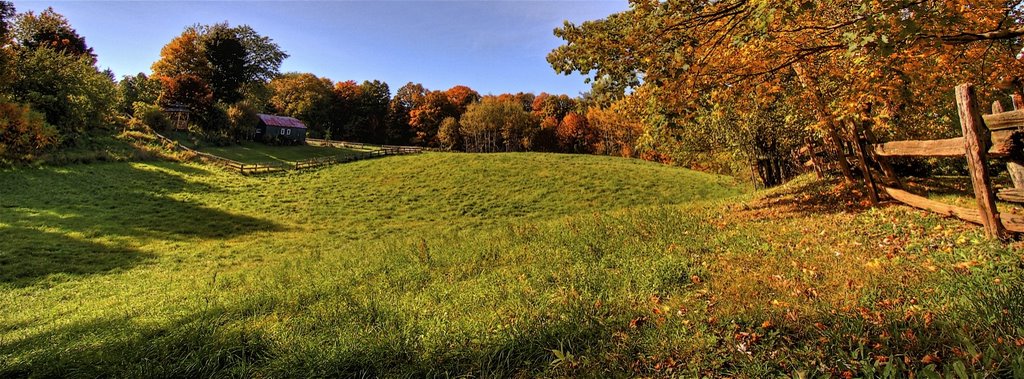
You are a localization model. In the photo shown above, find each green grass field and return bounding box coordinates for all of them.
[2,153,1024,377]
[172,135,375,164]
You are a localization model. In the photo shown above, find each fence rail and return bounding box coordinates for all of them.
[809,83,1024,239]
[152,133,424,175]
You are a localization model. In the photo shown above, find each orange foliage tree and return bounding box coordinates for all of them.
[409,91,457,146]
[556,112,594,153]
[550,0,1024,184]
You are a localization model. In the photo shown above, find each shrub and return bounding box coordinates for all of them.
[227,102,259,141]
[0,102,58,162]
[10,47,117,139]
[132,102,171,130]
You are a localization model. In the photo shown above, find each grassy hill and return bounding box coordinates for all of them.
[174,138,377,164]
[1,153,1022,377]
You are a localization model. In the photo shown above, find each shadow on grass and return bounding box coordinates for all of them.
[0,162,284,287]
[0,306,278,378]
[0,297,612,378]
[737,177,871,218]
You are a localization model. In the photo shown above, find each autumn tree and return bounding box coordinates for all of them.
[438,116,462,151]
[0,102,57,161]
[504,92,537,113]
[531,93,575,122]
[556,112,594,153]
[461,97,537,152]
[550,0,1024,185]
[268,73,336,136]
[13,7,94,61]
[152,27,210,80]
[331,80,361,139]
[0,3,115,154]
[386,82,427,144]
[157,74,213,120]
[445,85,481,114]
[151,23,286,133]
[409,90,457,146]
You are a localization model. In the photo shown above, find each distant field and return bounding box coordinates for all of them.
[1,153,1023,377]
[175,137,375,164]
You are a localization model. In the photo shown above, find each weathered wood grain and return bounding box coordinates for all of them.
[957,84,1006,239]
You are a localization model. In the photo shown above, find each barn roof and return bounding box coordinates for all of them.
[258,114,307,129]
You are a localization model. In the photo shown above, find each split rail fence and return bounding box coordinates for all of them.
[803,83,1024,239]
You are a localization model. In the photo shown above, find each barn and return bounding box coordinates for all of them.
[255,114,307,144]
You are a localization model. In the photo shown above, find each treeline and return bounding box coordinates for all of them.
[263,77,652,158]
[0,2,669,163]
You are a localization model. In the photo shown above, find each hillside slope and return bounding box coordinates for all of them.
[1,153,1022,377]
[0,153,741,376]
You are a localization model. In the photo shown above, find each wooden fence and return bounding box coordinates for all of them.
[808,83,1024,239]
[152,133,424,175]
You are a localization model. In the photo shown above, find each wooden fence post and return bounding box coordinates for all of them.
[804,137,825,179]
[1001,97,1024,190]
[956,84,1006,239]
[856,108,902,188]
[847,121,879,205]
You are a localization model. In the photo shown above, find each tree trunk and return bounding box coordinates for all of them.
[793,63,855,183]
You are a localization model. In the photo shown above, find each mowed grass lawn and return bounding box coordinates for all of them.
[182,139,375,164]
[2,153,1024,377]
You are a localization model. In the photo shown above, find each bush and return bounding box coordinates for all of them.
[0,102,58,162]
[10,47,117,139]
[227,102,259,141]
[132,102,171,131]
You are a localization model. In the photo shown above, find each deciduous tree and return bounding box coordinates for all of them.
[151,27,210,80]
[409,90,456,146]
[227,102,259,141]
[445,85,480,114]
[152,23,286,110]
[117,73,162,115]
[202,24,246,103]
[438,116,461,151]
[357,80,391,143]
[13,7,94,61]
[268,73,336,136]
[386,82,426,144]
[0,1,16,97]
[556,112,593,153]
[461,97,537,152]
[549,0,1024,185]
[11,47,117,138]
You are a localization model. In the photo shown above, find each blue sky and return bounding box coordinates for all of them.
[12,1,627,96]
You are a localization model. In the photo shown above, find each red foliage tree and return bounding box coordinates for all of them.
[556,112,594,153]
